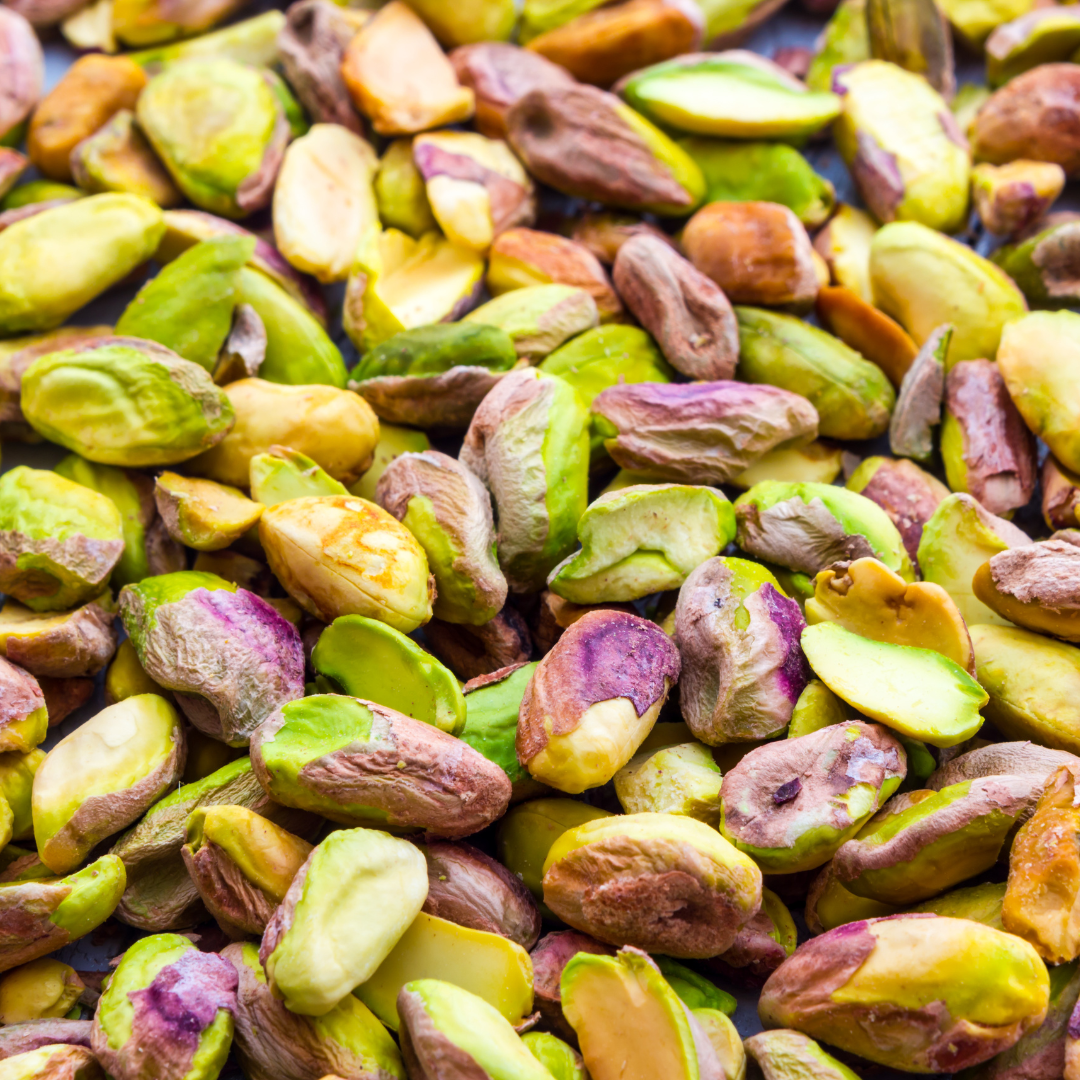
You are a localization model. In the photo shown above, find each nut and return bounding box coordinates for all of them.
[815,284,917,388]
[154,473,263,551]
[614,741,723,825]
[0,959,83,1025]
[0,656,46,756]
[972,160,1065,235]
[0,595,117,679]
[422,606,533,681]
[888,324,949,464]
[1044,456,1080,531]
[463,284,599,360]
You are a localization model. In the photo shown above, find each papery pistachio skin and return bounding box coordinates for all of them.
[929,742,1080,792]
[889,325,949,465]
[21,338,234,468]
[422,606,533,682]
[591,381,819,486]
[120,571,305,746]
[0,1018,93,1058]
[972,160,1065,236]
[223,941,405,1080]
[720,721,906,874]
[376,451,506,625]
[542,812,763,958]
[0,656,44,758]
[259,826,429,1017]
[252,694,509,835]
[0,596,117,680]
[759,915,1050,1074]
[675,556,810,744]
[91,933,237,1080]
[517,610,681,794]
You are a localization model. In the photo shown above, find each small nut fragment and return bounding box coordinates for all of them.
[340,1,475,136]
[614,742,723,825]
[972,160,1065,235]
[815,284,917,388]
[683,201,818,308]
[154,473,263,552]
[612,233,738,381]
[888,324,949,464]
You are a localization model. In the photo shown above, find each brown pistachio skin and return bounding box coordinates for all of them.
[421,606,532,681]
[707,902,789,985]
[516,610,681,774]
[0,8,41,139]
[418,841,542,950]
[1043,457,1080,531]
[529,591,637,655]
[929,742,1080,792]
[531,930,616,1043]
[506,84,698,212]
[682,201,819,307]
[973,540,1080,643]
[353,368,507,432]
[613,232,739,381]
[40,676,95,726]
[0,1019,93,1058]
[973,65,1080,177]
[889,325,949,464]
[0,654,44,730]
[449,42,577,140]
[573,212,678,265]
[278,0,363,133]
[946,359,1037,517]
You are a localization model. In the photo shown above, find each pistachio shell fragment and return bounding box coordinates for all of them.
[0,467,123,613]
[489,228,623,324]
[273,124,378,285]
[543,812,762,957]
[735,307,895,441]
[973,540,1080,643]
[224,940,404,1080]
[675,556,809,744]
[463,285,599,360]
[803,622,987,747]
[720,720,906,874]
[192,380,376,488]
[153,473,263,552]
[91,933,236,1080]
[744,1030,861,1080]
[619,52,841,141]
[506,84,705,216]
[22,338,233,468]
[0,596,117,680]
[120,571,305,745]
[340,1,474,136]
[251,694,510,834]
[733,480,913,579]
[311,614,465,733]
[806,557,973,671]
[835,776,1039,905]
[517,610,680,793]
[461,368,589,594]
[137,59,287,219]
[870,221,1028,365]
[259,827,428,1016]
[592,381,819,485]
[32,693,184,875]
[549,485,734,604]
[888,325,949,464]
[917,493,1033,627]
[376,451,506,625]
[396,978,545,1079]
[181,804,312,938]
[612,233,738,381]
[759,915,1050,1073]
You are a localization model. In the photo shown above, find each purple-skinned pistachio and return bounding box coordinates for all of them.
[516,609,681,794]
[91,934,237,1080]
[675,557,810,745]
[0,9,42,140]
[119,570,305,747]
[0,656,46,755]
[591,381,819,485]
[719,719,906,874]
[759,915,1050,1073]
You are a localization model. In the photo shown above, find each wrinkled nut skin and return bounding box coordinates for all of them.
[709,888,796,985]
[591,381,819,485]
[0,597,117,679]
[759,914,1050,1074]
[0,9,42,142]
[531,930,616,1043]
[682,201,819,308]
[120,576,306,746]
[0,656,45,753]
[356,368,507,433]
[250,695,512,838]
[0,1018,93,1058]
[449,42,577,140]
[419,840,542,950]
[612,233,739,381]
[943,359,1038,518]
[889,325,949,465]
[27,55,147,182]
[573,211,678,265]
[421,607,533,681]
[506,84,704,216]
[1002,765,1080,964]
[973,540,1080,644]
[720,721,906,874]
[376,450,507,626]
[972,160,1066,236]
[517,610,681,794]
[973,65,1080,177]
[1044,457,1080,531]
[542,812,763,959]
[91,935,237,1080]
[929,742,1080,793]
[259,495,434,633]
[744,1029,860,1080]
[847,457,950,568]
[675,557,810,745]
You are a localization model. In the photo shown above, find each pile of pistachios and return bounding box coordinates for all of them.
[3,0,1080,1075]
